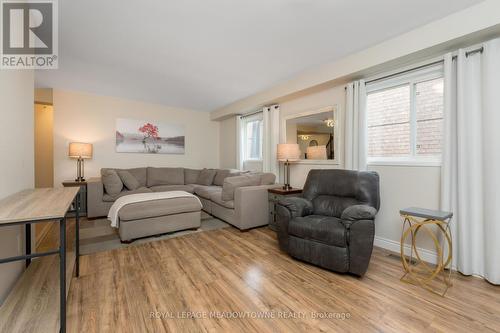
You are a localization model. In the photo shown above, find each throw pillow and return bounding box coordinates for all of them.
[123,167,147,187]
[117,170,140,190]
[221,174,261,201]
[213,169,231,186]
[196,168,217,186]
[101,169,123,196]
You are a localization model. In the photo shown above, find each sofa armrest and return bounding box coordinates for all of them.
[233,184,280,230]
[275,197,312,252]
[341,205,377,223]
[277,197,313,218]
[340,205,377,276]
[347,219,375,276]
[87,177,105,218]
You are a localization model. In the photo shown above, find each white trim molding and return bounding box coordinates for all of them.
[374,236,438,265]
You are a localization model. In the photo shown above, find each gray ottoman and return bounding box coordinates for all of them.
[117,196,202,242]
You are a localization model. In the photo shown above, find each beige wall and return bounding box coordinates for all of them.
[0,70,34,304]
[34,104,54,188]
[219,116,237,169]
[52,90,220,186]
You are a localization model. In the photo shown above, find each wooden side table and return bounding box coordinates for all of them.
[268,187,302,231]
[399,207,453,296]
[62,180,87,217]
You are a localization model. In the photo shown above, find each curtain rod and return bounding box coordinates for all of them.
[355,46,485,87]
[365,59,443,85]
[240,105,278,119]
[240,110,263,119]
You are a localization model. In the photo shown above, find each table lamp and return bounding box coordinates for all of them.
[69,142,93,181]
[306,145,327,160]
[277,143,300,190]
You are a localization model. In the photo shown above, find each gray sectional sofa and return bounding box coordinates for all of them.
[87,167,279,230]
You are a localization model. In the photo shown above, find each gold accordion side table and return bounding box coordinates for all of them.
[400,207,453,296]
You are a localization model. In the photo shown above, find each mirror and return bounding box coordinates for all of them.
[284,106,338,162]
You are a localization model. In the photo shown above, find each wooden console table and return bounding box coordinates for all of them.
[0,187,80,333]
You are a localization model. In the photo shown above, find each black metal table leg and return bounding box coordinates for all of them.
[75,193,80,277]
[60,217,66,333]
[25,223,31,267]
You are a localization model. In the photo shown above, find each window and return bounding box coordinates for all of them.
[366,65,443,165]
[242,115,263,161]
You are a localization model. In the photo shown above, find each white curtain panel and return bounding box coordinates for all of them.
[441,38,500,284]
[236,115,244,170]
[262,105,280,177]
[345,80,367,170]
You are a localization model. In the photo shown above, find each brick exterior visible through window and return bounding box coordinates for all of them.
[415,78,443,155]
[367,76,443,159]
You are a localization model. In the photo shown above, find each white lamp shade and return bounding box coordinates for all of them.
[69,142,93,159]
[277,143,301,161]
[306,145,327,160]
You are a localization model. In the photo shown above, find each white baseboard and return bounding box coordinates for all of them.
[374,236,438,265]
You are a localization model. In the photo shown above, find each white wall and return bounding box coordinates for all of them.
[53,90,220,186]
[0,70,34,304]
[369,165,441,252]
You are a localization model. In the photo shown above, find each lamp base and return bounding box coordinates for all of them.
[75,177,85,182]
[282,184,293,191]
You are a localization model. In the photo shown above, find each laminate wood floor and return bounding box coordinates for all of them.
[67,227,500,333]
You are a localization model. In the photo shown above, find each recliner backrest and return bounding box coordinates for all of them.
[302,169,380,218]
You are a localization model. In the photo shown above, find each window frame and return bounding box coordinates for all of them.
[241,113,264,162]
[365,64,444,167]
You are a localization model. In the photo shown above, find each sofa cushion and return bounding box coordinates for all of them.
[259,172,276,185]
[118,196,202,221]
[147,167,184,187]
[312,195,359,218]
[117,170,140,190]
[247,172,276,185]
[210,192,234,209]
[288,215,347,247]
[102,186,152,202]
[213,169,241,186]
[196,168,217,186]
[101,169,123,195]
[194,185,222,199]
[123,167,147,187]
[149,184,196,193]
[221,174,261,201]
[184,168,201,184]
[213,169,231,186]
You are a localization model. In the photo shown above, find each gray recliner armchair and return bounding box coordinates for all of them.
[276,169,380,276]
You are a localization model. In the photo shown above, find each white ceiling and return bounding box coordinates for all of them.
[35,0,484,112]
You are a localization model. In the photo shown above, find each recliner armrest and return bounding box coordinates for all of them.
[277,197,313,218]
[341,205,377,222]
